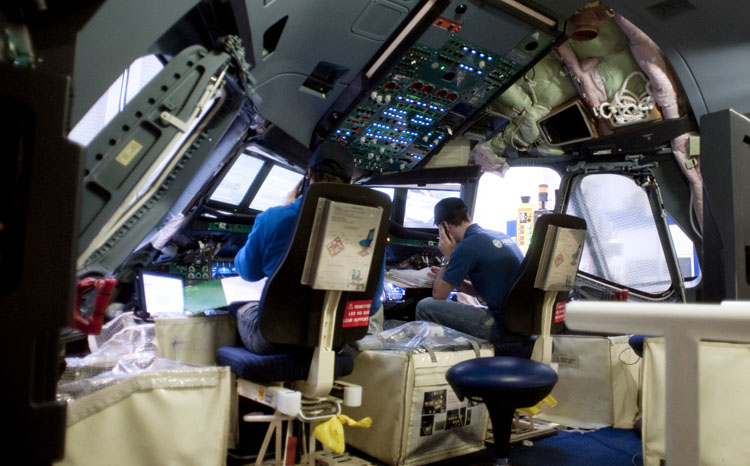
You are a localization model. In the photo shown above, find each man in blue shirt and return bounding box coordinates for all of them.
[416,197,530,354]
[234,142,384,354]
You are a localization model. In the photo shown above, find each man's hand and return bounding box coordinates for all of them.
[438,223,456,259]
[427,265,441,279]
[282,179,304,206]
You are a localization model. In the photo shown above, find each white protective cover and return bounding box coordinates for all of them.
[155,313,237,366]
[55,366,233,466]
[340,347,493,466]
[642,338,750,466]
[538,335,641,429]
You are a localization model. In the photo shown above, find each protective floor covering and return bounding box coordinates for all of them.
[426,427,643,466]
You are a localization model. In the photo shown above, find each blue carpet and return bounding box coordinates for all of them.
[427,427,643,466]
[511,428,642,466]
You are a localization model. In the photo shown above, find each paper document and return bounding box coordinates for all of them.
[302,198,382,291]
[534,225,586,291]
[184,276,267,314]
[385,267,434,289]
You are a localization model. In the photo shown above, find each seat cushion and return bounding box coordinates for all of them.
[446,356,557,409]
[628,334,646,358]
[216,346,355,384]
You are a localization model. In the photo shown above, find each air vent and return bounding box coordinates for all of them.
[299,62,349,99]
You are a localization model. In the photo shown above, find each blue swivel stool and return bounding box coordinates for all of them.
[447,357,557,465]
[446,214,587,465]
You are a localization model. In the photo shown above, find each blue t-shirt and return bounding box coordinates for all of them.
[234,196,384,314]
[442,224,523,318]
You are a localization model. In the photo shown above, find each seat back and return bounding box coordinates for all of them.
[259,182,391,349]
[503,213,587,337]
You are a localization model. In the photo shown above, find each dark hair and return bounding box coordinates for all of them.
[308,168,349,184]
[434,197,470,226]
[444,207,470,226]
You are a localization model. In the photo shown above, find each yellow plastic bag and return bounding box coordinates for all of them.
[313,415,372,454]
[517,394,557,416]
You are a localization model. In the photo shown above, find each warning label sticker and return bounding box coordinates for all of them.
[554,301,566,323]
[342,300,371,327]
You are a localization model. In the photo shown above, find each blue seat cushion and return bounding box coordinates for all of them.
[628,334,647,358]
[446,356,557,408]
[216,346,355,384]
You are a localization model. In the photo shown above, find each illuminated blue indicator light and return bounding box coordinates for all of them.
[479,53,485,58]
[429,144,434,148]
[346,131,351,135]
[336,130,341,133]
[477,71,482,75]
[488,56,493,61]
[462,46,468,51]
[471,50,476,54]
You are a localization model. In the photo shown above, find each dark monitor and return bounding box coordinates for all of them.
[538,100,595,146]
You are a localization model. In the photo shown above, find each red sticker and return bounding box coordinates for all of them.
[343,300,371,327]
[554,302,566,323]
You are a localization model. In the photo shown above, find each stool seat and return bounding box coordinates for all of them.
[446,356,558,464]
[447,357,557,407]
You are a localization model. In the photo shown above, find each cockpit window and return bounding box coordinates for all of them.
[371,187,395,200]
[68,55,164,147]
[668,216,701,288]
[474,167,561,254]
[404,188,458,228]
[565,173,672,294]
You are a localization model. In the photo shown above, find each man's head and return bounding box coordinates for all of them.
[434,197,471,227]
[307,142,354,184]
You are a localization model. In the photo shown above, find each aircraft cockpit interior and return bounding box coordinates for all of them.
[3,1,750,465]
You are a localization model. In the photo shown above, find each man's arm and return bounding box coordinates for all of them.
[432,265,455,300]
[432,222,459,299]
[458,279,479,297]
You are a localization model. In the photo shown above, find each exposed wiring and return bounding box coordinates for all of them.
[594,71,655,126]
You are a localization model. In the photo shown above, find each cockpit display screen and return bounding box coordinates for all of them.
[249,165,304,211]
[209,154,264,206]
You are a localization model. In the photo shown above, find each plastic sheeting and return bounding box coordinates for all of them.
[55,313,233,466]
[354,321,488,360]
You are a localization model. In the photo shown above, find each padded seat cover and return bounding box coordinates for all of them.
[216,346,354,384]
[446,357,557,408]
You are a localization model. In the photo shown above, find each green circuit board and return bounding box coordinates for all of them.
[329,30,554,173]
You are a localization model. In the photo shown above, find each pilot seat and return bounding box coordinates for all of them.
[216,182,390,465]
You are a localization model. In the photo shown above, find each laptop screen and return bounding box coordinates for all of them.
[140,272,185,316]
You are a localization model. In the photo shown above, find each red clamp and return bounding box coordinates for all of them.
[72,277,117,335]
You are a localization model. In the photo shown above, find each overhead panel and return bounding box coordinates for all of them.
[325,0,559,173]
[243,0,427,145]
